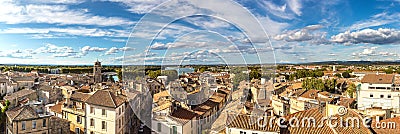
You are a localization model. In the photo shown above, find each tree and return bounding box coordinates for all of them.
[147,70,161,78]
[233,73,248,89]
[342,72,351,78]
[347,83,356,98]
[117,70,122,82]
[335,73,342,78]
[249,69,261,80]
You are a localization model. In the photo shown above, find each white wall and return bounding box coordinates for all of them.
[357,83,400,111]
[86,103,126,134]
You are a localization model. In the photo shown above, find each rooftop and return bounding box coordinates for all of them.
[85,90,125,108]
[361,74,394,84]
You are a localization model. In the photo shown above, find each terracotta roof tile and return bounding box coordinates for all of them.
[6,105,38,121]
[49,100,65,114]
[169,106,198,124]
[372,116,400,134]
[85,90,125,108]
[361,74,394,84]
[70,92,91,102]
[226,113,280,132]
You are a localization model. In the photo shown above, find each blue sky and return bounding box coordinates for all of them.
[0,0,400,65]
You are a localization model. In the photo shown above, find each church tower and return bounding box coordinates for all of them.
[94,60,102,83]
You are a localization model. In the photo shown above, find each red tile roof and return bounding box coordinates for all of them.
[226,113,280,132]
[85,90,125,108]
[361,74,394,84]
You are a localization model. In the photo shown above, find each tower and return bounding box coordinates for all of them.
[94,60,102,83]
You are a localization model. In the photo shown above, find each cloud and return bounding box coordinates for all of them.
[346,12,400,31]
[81,46,107,56]
[254,0,294,20]
[352,47,397,57]
[0,1,134,26]
[105,47,135,55]
[149,41,211,50]
[104,0,164,14]
[286,0,302,16]
[35,43,75,54]
[24,0,85,4]
[273,24,328,44]
[0,27,130,38]
[331,28,400,45]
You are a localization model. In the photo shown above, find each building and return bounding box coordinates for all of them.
[225,113,280,134]
[3,89,37,108]
[62,92,91,134]
[85,90,126,134]
[357,74,400,118]
[13,77,36,90]
[94,60,102,83]
[0,79,17,96]
[6,105,69,134]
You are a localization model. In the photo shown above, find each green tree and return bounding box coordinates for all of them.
[347,83,356,98]
[249,69,261,80]
[147,70,161,78]
[342,72,351,78]
[334,73,342,78]
[233,73,248,89]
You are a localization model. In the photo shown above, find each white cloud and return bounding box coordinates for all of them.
[24,0,85,4]
[346,12,400,31]
[331,28,400,45]
[255,0,294,20]
[286,0,302,16]
[105,47,135,55]
[104,0,164,14]
[0,1,134,26]
[81,46,107,56]
[0,27,130,38]
[273,24,328,44]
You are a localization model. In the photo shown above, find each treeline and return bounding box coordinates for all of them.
[289,69,324,81]
[1,66,120,74]
[302,78,337,92]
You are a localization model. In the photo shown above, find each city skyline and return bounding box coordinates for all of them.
[0,0,400,65]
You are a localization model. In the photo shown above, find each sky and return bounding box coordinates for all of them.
[0,0,400,65]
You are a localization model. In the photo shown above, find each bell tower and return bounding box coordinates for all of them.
[94,59,102,83]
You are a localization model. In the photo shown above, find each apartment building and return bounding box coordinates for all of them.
[85,90,126,134]
[6,105,69,134]
[357,74,400,118]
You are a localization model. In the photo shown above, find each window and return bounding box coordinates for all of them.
[119,119,121,128]
[172,126,177,134]
[32,120,37,129]
[388,94,392,98]
[380,95,384,98]
[22,121,26,130]
[240,131,246,134]
[370,94,373,98]
[77,116,81,123]
[119,107,121,115]
[75,128,80,134]
[43,119,47,127]
[90,107,94,114]
[90,132,94,134]
[157,123,162,132]
[102,121,106,130]
[90,119,94,127]
[102,109,106,116]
